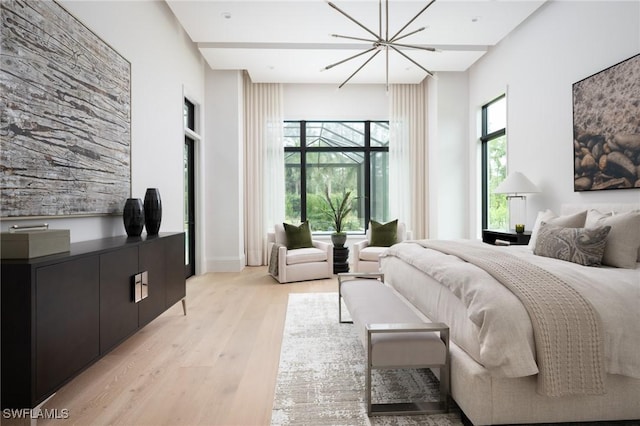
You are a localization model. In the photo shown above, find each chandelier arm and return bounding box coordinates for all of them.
[324,46,378,71]
[379,0,382,39]
[389,0,436,43]
[331,34,379,44]
[391,27,425,43]
[386,45,389,92]
[387,42,436,52]
[386,0,389,41]
[328,1,380,41]
[389,45,433,76]
[338,50,381,89]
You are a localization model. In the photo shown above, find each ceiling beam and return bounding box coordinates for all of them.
[197,42,488,52]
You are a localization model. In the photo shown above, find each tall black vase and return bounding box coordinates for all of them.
[144,188,162,235]
[123,198,144,237]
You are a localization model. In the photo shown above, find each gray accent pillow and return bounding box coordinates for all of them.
[528,209,587,249]
[585,209,640,269]
[534,222,611,266]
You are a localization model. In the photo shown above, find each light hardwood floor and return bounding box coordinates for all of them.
[9,267,337,426]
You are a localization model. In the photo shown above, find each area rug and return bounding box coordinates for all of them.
[271,292,463,426]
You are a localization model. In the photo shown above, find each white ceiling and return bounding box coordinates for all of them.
[166,0,547,85]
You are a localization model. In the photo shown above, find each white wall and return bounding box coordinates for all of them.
[428,72,469,239]
[204,69,245,272]
[2,1,205,243]
[283,84,388,120]
[467,1,640,237]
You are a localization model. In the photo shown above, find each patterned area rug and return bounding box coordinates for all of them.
[271,293,463,426]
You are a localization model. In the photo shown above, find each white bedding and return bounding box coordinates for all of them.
[380,240,640,380]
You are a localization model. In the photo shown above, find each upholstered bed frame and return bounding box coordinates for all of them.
[386,262,640,425]
[383,203,640,425]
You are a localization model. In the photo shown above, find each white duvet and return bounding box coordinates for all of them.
[380,240,640,379]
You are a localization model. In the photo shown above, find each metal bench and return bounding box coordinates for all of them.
[338,272,450,416]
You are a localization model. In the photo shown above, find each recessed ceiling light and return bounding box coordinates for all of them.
[221,12,231,19]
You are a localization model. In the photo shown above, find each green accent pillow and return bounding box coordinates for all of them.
[369,219,398,247]
[283,221,313,250]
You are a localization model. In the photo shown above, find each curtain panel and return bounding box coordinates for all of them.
[389,81,429,239]
[243,73,285,266]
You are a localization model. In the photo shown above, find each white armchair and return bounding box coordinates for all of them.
[352,222,409,272]
[267,223,333,283]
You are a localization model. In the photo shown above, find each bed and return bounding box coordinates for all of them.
[379,204,640,425]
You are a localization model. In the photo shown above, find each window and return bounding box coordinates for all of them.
[481,95,507,230]
[183,99,197,277]
[284,121,389,233]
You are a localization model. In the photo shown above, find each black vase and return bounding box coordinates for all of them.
[144,188,162,235]
[123,198,144,237]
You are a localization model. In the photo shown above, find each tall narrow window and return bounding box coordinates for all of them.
[183,99,197,277]
[481,95,507,230]
[284,121,389,233]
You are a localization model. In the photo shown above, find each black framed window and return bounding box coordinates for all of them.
[284,121,389,233]
[183,99,196,277]
[480,95,507,230]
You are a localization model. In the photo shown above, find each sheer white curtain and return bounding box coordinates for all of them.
[243,73,285,266]
[389,81,429,239]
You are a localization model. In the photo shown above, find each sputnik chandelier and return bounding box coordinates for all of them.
[324,0,437,89]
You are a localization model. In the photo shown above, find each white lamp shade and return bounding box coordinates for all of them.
[494,171,540,195]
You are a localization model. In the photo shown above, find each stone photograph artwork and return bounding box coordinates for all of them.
[573,53,640,191]
[0,0,131,217]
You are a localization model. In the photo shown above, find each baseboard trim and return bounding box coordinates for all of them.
[206,255,245,272]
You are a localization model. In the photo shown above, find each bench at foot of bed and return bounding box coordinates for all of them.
[338,272,450,416]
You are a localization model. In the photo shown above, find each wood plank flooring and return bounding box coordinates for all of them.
[6,267,336,426]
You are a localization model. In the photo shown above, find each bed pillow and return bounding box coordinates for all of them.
[283,221,313,250]
[528,209,587,249]
[533,222,611,266]
[585,209,640,269]
[369,219,398,247]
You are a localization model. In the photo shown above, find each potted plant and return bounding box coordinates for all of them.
[322,187,354,247]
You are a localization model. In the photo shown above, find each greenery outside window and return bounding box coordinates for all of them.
[284,121,389,233]
[481,95,507,230]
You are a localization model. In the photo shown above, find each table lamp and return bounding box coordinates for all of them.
[494,171,540,231]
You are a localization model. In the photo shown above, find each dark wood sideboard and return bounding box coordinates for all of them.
[1,232,186,409]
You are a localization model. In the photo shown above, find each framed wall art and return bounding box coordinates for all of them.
[573,53,640,191]
[0,0,131,218]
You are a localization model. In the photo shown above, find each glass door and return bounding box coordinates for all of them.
[184,137,195,277]
[183,98,196,278]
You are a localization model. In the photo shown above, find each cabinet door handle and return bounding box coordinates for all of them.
[133,273,142,303]
[141,271,149,300]
[133,271,149,303]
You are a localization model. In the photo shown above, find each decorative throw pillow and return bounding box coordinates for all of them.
[369,219,398,247]
[528,209,587,249]
[533,222,611,266]
[283,221,313,250]
[585,209,640,269]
